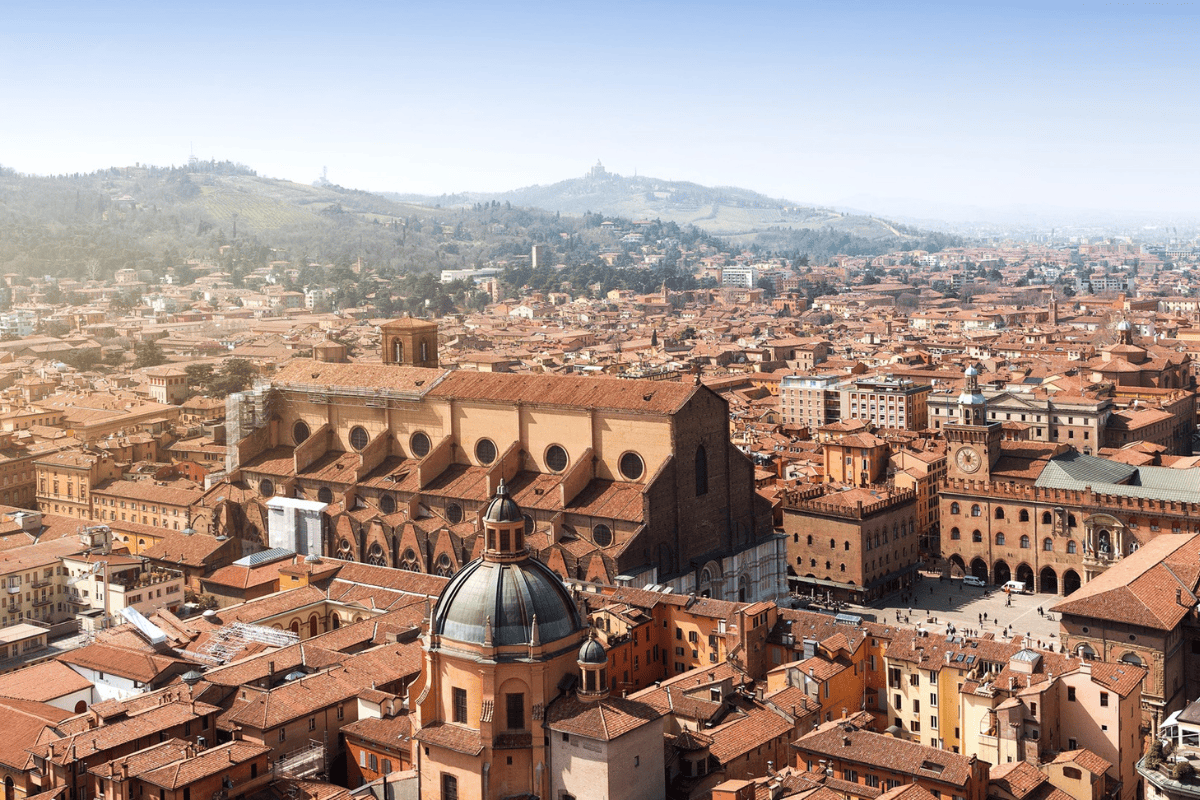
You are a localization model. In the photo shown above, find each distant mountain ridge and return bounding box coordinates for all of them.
[386,162,918,243]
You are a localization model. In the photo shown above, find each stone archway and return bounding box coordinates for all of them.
[993,560,1011,586]
[970,558,988,582]
[1016,563,1034,591]
[1039,566,1058,594]
[949,554,966,577]
[1063,569,1081,596]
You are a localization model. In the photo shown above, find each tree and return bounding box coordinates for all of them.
[755,277,777,299]
[185,363,215,389]
[208,359,256,398]
[134,341,167,368]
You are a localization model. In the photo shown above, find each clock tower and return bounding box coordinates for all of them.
[945,364,1002,482]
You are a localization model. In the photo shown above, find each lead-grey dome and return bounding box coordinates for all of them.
[578,637,606,664]
[431,556,583,647]
[483,479,522,524]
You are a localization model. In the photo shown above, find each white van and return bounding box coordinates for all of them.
[1003,580,1028,594]
[962,576,986,587]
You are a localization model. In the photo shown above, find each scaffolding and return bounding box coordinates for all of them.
[197,621,299,664]
[274,739,326,781]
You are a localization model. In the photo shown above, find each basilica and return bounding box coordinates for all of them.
[409,480,665,800]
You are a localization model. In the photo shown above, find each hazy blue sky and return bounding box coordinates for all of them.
[3,1,1198,215]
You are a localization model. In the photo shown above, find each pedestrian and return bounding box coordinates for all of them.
[930,586,933,595]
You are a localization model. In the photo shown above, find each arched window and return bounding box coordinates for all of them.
[972,530,982,543]
[971,504,982,517]
[1120,652,1144,667]
[1042,511,1052,525]
[950,527,961,540]
[830,539,836,549]
[737,574,749,603]
[695,445,709,497]
[1068,514,1077,528]
[1043,538,1053,551]
[996,533,1006,546]
[1020,535,1030,549]
[367,542,386,566]
[950,502,960,515]
[807,535,813,545]
[1076,643,1096,660]
[1019,509,1029,522]
[995,507,1005,520]
[844,541,851,551]
[1067,540,1077,554]
[839,563,846,572]
[393,340,403,363]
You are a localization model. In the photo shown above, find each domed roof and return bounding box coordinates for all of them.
[1117,319,1132,331]
[964,364,979,378]
[957,389,986,406]
[431,556,583,647]
[578,636,606,664]
[483,479,522,524]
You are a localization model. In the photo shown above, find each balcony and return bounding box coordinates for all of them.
[30,578,52,589]
[32,596,52,608]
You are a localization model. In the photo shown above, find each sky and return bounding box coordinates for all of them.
[3,1,1199,218]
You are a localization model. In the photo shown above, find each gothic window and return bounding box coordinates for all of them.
[1020,535,1030,549]
[435,554,453,578]
[317,486,334,504]
[973,530,982,543]
[1042,511,1053,524]
[950,503,960,515]
[950,527,960,540]
[995,533,1006,546]
[971,504,982,517]
[367,543,386,566]
[995,507,1005,520]
[1019,509,1029,522]
[336,539,353,559]
[1043,538,1053,551]
[400,548,419,571]
[1067,541,1077,554]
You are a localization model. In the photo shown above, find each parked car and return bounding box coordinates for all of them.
[963,576,986,587]
[1003,580,1029,594]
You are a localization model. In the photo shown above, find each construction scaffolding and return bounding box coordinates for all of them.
[197,621,299,664]
[274,739,326,781]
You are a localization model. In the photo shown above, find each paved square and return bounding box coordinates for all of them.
[842,574,1065,648]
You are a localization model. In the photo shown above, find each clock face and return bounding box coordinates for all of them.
[955,446,982,474]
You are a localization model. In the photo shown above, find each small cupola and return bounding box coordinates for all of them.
[482,479,528,563]
[577,632,609,701]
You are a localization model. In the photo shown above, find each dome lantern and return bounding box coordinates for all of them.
[482,479,528,563]
[577,631,609,700]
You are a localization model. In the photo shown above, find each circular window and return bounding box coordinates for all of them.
[259,479,274,497]
[475,438,497,465]
[546,445,569,473]
[446,503,463,524]
[293,420,310,445]
[619,452,645,481]
[593,523,613,547]
[410,432,431,458]
[524,514,534,535]
[349,426,369,451]
[380,494,396,515]
[317,487,333,504]
[404,548,416,561]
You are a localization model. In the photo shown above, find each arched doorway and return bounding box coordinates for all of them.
[308,614,319,638]
[289,619,300,635]
[1016,563,1034,590]
[1039,566,1058,594]
[993,560,1011,586]
[1063,569,1081,596]
[949,554,966,576]
[331,614,340,629]
[5,776,13,800]
[970,558,988,582]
